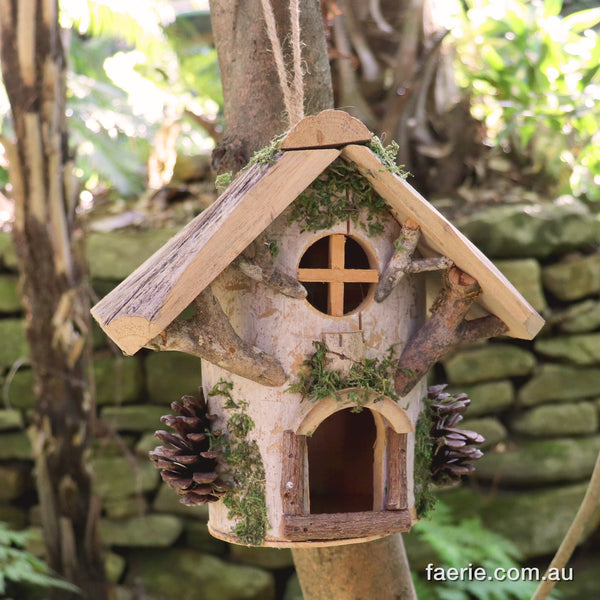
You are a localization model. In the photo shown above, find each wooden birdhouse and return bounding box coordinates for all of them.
[92,110,543,548]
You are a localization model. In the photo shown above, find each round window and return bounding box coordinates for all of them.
[297,234,378,316]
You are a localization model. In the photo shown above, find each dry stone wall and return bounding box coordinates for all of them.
[0,195,598,599]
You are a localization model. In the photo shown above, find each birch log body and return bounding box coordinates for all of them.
[203,209,427,547]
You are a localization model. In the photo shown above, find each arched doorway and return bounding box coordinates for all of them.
[307,408,377,514]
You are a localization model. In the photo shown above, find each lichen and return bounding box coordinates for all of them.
[208,380,269,546]
[413,398,436,518]
[287,341,399,411]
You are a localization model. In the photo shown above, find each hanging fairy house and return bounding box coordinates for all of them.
[91,110,544,547]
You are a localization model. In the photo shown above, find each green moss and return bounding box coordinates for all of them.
[287,341,399,411]
[367,136,407,177]
[215,171,232,193]
[208,381,269,546]
[414,399,436,518]
[287,159,390,236]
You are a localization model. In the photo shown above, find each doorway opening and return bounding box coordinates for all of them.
[307,408,377,514]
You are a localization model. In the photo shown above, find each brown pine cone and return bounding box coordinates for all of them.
[428,384,485,484]
[149,393,229,505]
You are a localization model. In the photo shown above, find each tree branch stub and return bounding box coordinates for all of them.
[146,286,286,387]
[395,267,508,396]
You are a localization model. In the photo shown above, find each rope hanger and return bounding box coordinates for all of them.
[259,0,305,126]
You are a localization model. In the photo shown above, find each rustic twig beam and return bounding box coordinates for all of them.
[234,234,307,299]
[395,267,508,396]
[375,219,453,303]
[146,287,286,387]
[375,219,420,302]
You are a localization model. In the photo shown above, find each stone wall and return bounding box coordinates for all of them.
[0,196,598,599]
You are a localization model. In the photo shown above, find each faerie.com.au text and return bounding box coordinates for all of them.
[425,563,573,583]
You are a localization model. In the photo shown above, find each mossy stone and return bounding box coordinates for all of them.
[0,504,28,529]
[448,380,514,417]
[473,436,600,485]
[99,514,183,548]
[152,483,209,520]
[456,198,599,259]
[87,228,180,281]
[0,431,31,460]
[95,356,143,406]
[534,334,600,366]
[443,344,536,385]
[4,368,35,410]
[0,409,24,431]
[0,319,28,367]
[0,231,17,269]
[145,351,203,404]
[103,494,149,519]
[184,519,227,555]
[510,402,598,437]
[92,456,159,499]
[557,300,600,334]
[230,545,294,569]
[439,482,589,559]
[518,364,600,405]
[494,259,547,312]
[0,464,32,500]
[134,432,161,456]
[100,405,167,433]
[283,574,303,600]
[543,254,600,301]
[0,274,22,313]
[461,417,507,449]
[105,551,127,584]
[125,549,275,600]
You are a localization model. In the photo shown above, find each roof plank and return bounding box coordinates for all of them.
[281,109,371,149]
[341,144,544,340]
[92,148,341,355]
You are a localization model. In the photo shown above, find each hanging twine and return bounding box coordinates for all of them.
[260,0,305,126]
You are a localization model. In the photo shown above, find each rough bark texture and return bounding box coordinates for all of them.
[210,2,416,598]
[292,534,417,600]
[0,2,107,598]
[209,0,333,174]
[146,287,286,387]
[395,267,508,395]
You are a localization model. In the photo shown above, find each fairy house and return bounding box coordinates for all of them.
[91,110,543,548]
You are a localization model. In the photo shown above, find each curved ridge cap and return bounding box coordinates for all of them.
[281,110,371,149]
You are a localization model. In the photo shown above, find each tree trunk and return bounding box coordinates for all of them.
[0,2,107,598]
[209,2,417,598]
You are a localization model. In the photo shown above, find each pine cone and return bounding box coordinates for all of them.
[149,393,229,505]
[427,384,484,484]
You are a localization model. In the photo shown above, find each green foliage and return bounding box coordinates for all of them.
[287,341,399,411]
[367,136,408,177]
[215,171,233,193]
[0,523,79,595]
[412,503,562,600]
[413,400,436,518]
[455,0,600,200]
[208,381,269,546]
[288,159,390,236]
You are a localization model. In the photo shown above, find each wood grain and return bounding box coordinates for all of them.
[91,148,340,355]
[341,144,544,340]
[281,430,307,516]
[385,430,408,510]
[283,510,412,541]
[281,109,371,149]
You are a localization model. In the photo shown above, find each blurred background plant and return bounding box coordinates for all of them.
[412,503,563,600]
[453,0,600,202]
[0,521,78,598]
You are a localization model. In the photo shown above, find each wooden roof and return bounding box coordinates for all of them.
[92,111,544,355]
